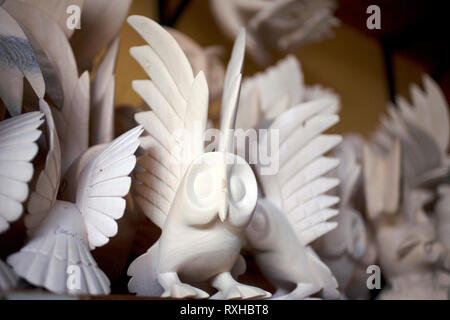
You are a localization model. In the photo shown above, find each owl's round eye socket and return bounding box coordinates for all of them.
[193,170,213,200]
[186,163,218,209]
[250,209,267,232]
[226,157,258,227]
[229,175,245,202]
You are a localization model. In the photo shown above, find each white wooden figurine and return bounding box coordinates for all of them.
[367,75,450,299]
[241,98,342,299]
[126,16,270,299]
[7,100,143,295]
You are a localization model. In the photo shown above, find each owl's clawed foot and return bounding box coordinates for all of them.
[162,283,209,299]
[271,283,321,300]
[158,272,209,299]
[211,272,271,300]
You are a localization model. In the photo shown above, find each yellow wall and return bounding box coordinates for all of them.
[115,0,426,136]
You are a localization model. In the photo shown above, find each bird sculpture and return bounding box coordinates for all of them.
[8,100,142,295]
[126,16,270,299]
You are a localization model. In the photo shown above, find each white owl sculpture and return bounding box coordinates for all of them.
[230,54,341,299]
[242,98,342,299]
[363,142,449,300]
[0,111,43,290]
[7,100,143,295]
[126,16,269,299]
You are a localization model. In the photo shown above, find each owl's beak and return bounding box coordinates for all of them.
[218,177,228,222]
[218,204,228,222]
[217,153,229,222]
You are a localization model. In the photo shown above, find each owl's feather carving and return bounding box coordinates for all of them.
[238,55,342,299]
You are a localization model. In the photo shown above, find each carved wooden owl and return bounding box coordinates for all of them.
[126,16,270,299]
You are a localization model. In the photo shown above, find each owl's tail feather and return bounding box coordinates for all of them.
[127,243,163,297]
[7,233,110,295]
[305,247,340,299]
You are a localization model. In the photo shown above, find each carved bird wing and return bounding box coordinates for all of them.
[2,0,79,110]
[128,16,244,228]
[217,28,245,153]
[334,136,362,207]
[25,99,61,234]
[0,6,45,116]
[372,75,449,188]
[0,111,43,233]
[75,125,142,249]
[317,135,364,257]
[256,98,342,246]
[236,55,304,130]
[235,55,339,131]
[2,0,88,176]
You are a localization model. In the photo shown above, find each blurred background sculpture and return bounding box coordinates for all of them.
[364,76,450,300]
[314,135,377,300]
[210,0,340,66]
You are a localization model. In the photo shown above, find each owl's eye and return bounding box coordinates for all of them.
[245,202,273,249]
[186,165,218,209]
[194,170,213,200]
[229,175,245,202]
[249,208,267,232]
[226,157,258,227]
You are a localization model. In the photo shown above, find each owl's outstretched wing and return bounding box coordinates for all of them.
[90,37,119,146]
[235,55,339,131]
[127,16,209,228]
[25,99,61,234]
[256,99,342,246]
[237,55,303,130]
[316,135,364,258]
[76,125,143,249]
[334,136,362,206]
[0,111,43,233]
[372,75,449,187]
[0,7,45,116]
